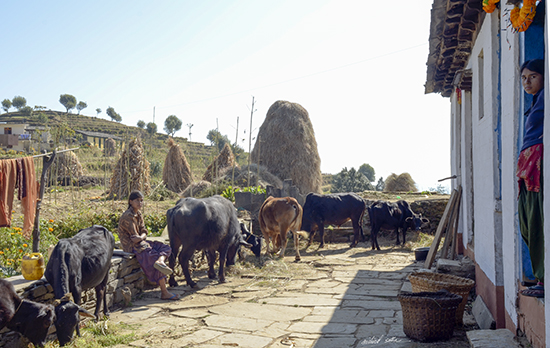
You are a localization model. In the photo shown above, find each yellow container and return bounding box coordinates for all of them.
[21,253,45,280]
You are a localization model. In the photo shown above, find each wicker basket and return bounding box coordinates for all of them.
[398,290,462,342]
[408,271,475,325]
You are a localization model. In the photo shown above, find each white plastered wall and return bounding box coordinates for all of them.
[500,3,522,328]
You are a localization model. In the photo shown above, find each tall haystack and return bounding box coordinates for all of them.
[104,138,116,157]
[202,143,239,183]
[54,151,84,178]
[384,173,417,192]
[163,138,193,193]
[109,137,151,199]
[250,100,322,194]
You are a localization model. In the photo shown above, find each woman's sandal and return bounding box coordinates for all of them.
[520,284,544,298]
[154,262,173,276]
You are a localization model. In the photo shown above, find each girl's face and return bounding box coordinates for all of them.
[130,197,144,211]
[521,68,544,95]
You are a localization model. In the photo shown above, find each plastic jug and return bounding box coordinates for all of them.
[21,253,45,280]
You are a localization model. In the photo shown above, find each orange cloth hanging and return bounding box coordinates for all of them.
[20,157,38,238]
[0,159,17,227]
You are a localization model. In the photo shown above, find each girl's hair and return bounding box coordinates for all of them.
[521,59,545,76]
[128,190,144,208]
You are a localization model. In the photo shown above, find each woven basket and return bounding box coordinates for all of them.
[398,290,462,342]
[408,271,475,325]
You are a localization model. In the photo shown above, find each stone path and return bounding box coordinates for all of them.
[105,243,479,348]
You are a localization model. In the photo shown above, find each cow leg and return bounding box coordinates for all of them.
[318,225,325,249]
[168,234,182,288]
[206,250,217,279]
[306,231,315,249]
[218,247,229,283]
[401,227,407,246]
[178,248,197,288]
[292,231,301,261]
[278,230,288,259]
[371,225,381,251]
[395,227,400,245]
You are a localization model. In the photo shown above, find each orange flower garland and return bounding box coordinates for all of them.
[510,0,537,32]
[483,0,500,13]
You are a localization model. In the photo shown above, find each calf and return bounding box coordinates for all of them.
[368,200,430,250]
[167,195,252,288]
[239,222,261,259]
[301,192,366,248]
[0,278,55,347]
[45,225,114,346]
[258,196,304,261]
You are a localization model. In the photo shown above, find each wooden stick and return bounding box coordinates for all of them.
[440,189,461,259]
[32,151,57,253]
[449,186,463,259]
[424,189,459,269]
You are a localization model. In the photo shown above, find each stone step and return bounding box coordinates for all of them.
[467,329,521,348]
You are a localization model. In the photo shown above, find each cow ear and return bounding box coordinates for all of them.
[422,218,430,223]
[405,217,412,222]
[78,306,96,319]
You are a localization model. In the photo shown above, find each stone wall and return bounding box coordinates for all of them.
[0,252,145,347]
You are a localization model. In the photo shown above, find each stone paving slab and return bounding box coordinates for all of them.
[208,302,311,321]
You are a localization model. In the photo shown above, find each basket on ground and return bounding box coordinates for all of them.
[408,271,475,325]
[398,290,462,342]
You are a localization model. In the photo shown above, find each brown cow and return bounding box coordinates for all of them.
[259,196,304,261]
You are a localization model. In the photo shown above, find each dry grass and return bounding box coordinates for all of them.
[162,137,193,193]
[108,137,151,199]
[250,100,322,195]
[202,143,238,183]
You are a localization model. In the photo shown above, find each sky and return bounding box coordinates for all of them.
[1,0,451,191]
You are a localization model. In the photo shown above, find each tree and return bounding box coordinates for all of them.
[2,99,11,113]
[59,94,77,113]
[12,96,27,111]
[375,177,385,191]
[76,101,87,115]
[207,129,230,151]
[358,163,376,182]
[146,122,157,135]
[137,120,146,129]
[106,106,122,122]
[164,115,182,137]
[384,173,417,192]
[20,106,33,116]
[96,108,101,117]
[331,167,373,193]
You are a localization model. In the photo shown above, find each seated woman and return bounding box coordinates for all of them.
[118,190,179,300]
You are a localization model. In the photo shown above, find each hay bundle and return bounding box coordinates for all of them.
[202,143,239,182]
[109,137,151,199]
[181,180,212,198]
[218,164,283,189]
[163,138,193,193]
[54,151,84,178]
[250,100,322,195]
[384,173,417,192]
[104,138,116,157]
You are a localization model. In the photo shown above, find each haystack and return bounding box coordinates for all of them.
[218,164,283,189]
[384,173,417,192]
[109,137,151,199]
[181,180,212,198]
[53,151,84,178]
[202,143,239,183]
[163,138,193,193]
[104,138,116,157]
[250,100,322,194]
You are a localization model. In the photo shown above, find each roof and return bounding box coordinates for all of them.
[425,0,484,97]
[75,130,123,141]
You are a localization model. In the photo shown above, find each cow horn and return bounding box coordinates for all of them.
[78,306,96,319]
[240,240,252,248]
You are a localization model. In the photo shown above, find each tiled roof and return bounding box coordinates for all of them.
[425,0,484,97]
[75,130,123,141]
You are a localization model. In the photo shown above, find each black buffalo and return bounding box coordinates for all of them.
[45,225,114,346]
[301,192,366,248]
[367,200,430,250]
[167,195,252,288]
[0,278,55,347]
[239,222,261,258]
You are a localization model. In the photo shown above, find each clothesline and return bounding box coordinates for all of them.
[32,147,80,158]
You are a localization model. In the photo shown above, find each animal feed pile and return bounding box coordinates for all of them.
[202,143,238,183]
[104,138,116,157]
[163,138,193,193]
[53,150,84,178]
[109,137,151,199]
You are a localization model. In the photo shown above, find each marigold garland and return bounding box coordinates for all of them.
[483,0,500,13]
[510,0,537,32]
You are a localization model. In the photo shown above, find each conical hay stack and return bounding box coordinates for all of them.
[163,138,193,193]
[202,143,239,182]
[385,173,417,192]
[104,138,116,157]
[181,180,212,198]
[219,164,283,189]
[54,151,84,178]
[250,100,322,194]
[109,137,151,199]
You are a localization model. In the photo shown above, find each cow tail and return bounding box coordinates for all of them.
[258,198,270,232]
[290,202,303,232]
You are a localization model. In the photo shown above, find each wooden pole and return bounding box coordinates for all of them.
[32,151,56,253]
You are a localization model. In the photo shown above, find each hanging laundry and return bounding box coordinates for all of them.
[0,159,17,227]
[20,157,38,238]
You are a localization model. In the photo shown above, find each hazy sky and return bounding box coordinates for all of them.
[1,0,451,191]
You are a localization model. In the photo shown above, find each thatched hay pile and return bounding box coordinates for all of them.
[384,173,417,192]
[181,180,212,198]
[218,164,283,189]
[54,151,84,178]
[250,100,322,195]
[203,143,239,183]
[109,137,151,199]
[163,138,193,193]
[104,138,116,157]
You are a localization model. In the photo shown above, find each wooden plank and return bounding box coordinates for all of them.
[449,186,462,259]
[424,189,459,269]
[440,186,462,259]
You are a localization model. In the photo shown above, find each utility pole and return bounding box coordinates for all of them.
[247,96,256,187]
[186,123,193,141]
[153,106,155,125]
